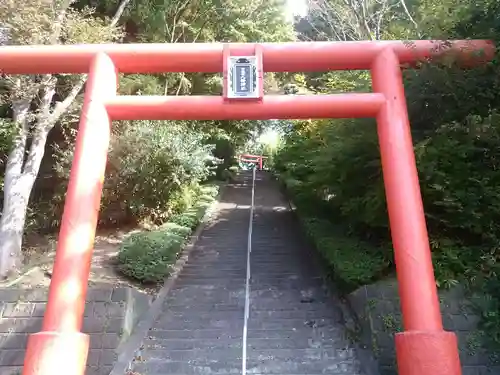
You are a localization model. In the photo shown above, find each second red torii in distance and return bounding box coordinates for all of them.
[238,154,267,170]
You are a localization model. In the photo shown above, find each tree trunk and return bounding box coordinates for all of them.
[0,0,132,279]
[0,176,32,278]
[0,116,50,278]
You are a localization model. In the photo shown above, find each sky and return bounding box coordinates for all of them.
[258,128,281,148]
[285,0,309,21]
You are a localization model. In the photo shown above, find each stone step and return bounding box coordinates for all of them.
[248,298,332,309]
[249,289,329,299]
[185,257,310,265]
[133,350,361,374]
[180,265,247,271]
[249,327,346,339]
[144,335,348,351]
[153,316,344,332]
[250,275,323,281]
[169,285,327,296]
[190,248,306,254]
[248,348,357,361]
[164,296,246,306]
[247,337,349,350]
[147,328,243,340]
[164,302,334,313]
[139,348,355,362]
[247,318,341,330]
[248,309,341,320]
[177,271,247,278]
[250,284,328,292]
[133,360,241,374]
[164,287,245,296]
[147,327,345,341]
[154,317,244,330]
[248,264,314,270]
[164,296,245,306]
[166,287,245,299]
[173,278,246,286]
[129,174,366,375]
[144,337,243,350]
[140,347,243,361]
[158,308,339,321]
[161,311,245,321]
[166,303,244,313]
[244,356,361,375]
[249,283,327,291]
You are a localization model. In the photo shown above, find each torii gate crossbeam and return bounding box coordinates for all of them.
[0,40,492,375]
[239,154,267,170]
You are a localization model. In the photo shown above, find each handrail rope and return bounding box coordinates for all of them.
[242,168,256,375]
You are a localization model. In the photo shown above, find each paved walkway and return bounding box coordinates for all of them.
[130,171,366,375]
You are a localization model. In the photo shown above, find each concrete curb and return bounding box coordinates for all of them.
[109,184,226,375]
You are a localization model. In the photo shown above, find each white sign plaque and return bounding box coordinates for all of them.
[226,56,260,99]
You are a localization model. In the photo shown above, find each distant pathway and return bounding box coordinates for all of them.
[130,171,366,375]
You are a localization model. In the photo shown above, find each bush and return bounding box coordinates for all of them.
[160,222,192,237]
[104,121,217,224]
[51,120,217,228]
[116,184,219,283]
[169,210,201,229]
[117,229,185,283]
[298,212,390,293]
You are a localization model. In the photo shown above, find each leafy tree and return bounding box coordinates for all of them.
[53,120,216,226]
[0,0,130,277]
[0,0,296,277]
[275,0,500,296]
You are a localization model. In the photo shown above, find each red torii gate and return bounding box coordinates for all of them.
[0,40,493,375]
[238,153,267,170]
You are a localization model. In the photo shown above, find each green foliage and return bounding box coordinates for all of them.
[0,0,123,46]
[208,134,238,180]
[417,114,500,243]
[50,121,217,228]
[169,210,201,229]
[117,228,185,283]
[300,215,390,293]
[271,0,500,353]
[3,0,294,236]
[473,280,500,353]
[117,184,218,283]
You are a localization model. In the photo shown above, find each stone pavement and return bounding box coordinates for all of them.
[130,171,370,375]
[0,287,152,375]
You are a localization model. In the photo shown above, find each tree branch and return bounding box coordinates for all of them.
[50,0,132,121]
[398,0,418,31]
[50,75,86,122]
[39,75,57,120]
[50,0,75,45]
[110,0,132,27]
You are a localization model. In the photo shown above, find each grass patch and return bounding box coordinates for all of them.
[117,184,219,284]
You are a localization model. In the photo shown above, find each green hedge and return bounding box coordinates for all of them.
[117,184,219,284]
[278,176,391,294]
[300,214,390,294]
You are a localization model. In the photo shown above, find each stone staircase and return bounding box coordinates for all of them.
[128,171,368,375]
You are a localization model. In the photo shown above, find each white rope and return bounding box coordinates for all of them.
[242,167,256,375]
